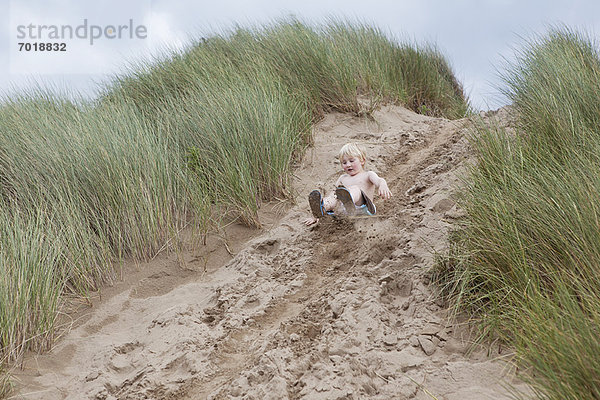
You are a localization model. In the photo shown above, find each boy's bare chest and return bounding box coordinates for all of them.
[340,173,371,188]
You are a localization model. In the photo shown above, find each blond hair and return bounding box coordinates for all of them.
[338,142,366,164]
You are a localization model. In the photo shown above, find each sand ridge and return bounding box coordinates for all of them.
[12,104,530,399]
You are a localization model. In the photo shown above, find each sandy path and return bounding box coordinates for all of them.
[12,105,529,399]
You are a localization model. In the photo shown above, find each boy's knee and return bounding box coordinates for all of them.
[323,196,336,209]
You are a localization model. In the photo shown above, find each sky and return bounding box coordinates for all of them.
[1,0,600,111]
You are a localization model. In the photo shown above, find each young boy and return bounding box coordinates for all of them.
[305,142,392,226]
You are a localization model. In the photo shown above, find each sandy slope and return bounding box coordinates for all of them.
[12,105,529,399]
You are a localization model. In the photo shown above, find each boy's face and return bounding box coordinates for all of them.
[340,155,365,176]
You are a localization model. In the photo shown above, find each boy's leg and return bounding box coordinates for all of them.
[335,186,377,216]
[322,193,337,212]
[308,190,338,219]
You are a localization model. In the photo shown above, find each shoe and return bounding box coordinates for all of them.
[308,190,324,218]
[361,190,376,215]
[335,186,356,216]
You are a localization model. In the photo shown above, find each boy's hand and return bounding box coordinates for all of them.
[379,183,392,200]
[304,217,319,226]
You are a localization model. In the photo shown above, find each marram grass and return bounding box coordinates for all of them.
[0,19,468,395]
[435,27,600,399]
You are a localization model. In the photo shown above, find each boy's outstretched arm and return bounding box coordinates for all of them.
[368,171,392,200]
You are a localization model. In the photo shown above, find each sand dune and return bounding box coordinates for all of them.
[13,104,529,399]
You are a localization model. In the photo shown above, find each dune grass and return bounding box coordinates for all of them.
[0,19,468,395]
[435,27,600,399]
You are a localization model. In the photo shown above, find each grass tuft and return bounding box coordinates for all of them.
[435,26,600,399]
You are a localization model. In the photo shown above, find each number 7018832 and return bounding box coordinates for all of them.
[18,42,67,51]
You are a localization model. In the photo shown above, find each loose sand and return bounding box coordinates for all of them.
[12,104,529,399]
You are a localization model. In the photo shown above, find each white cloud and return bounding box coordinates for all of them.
[144,10,187,53]
[2,0,600,109]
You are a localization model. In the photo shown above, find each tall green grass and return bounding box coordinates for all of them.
[0,95,193,364]
[435,27,600,399]
[0,19,468,395]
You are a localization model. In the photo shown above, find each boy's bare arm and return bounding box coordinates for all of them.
[368,171,392,199]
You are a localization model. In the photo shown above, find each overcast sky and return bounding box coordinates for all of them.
[2,0,600,110]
